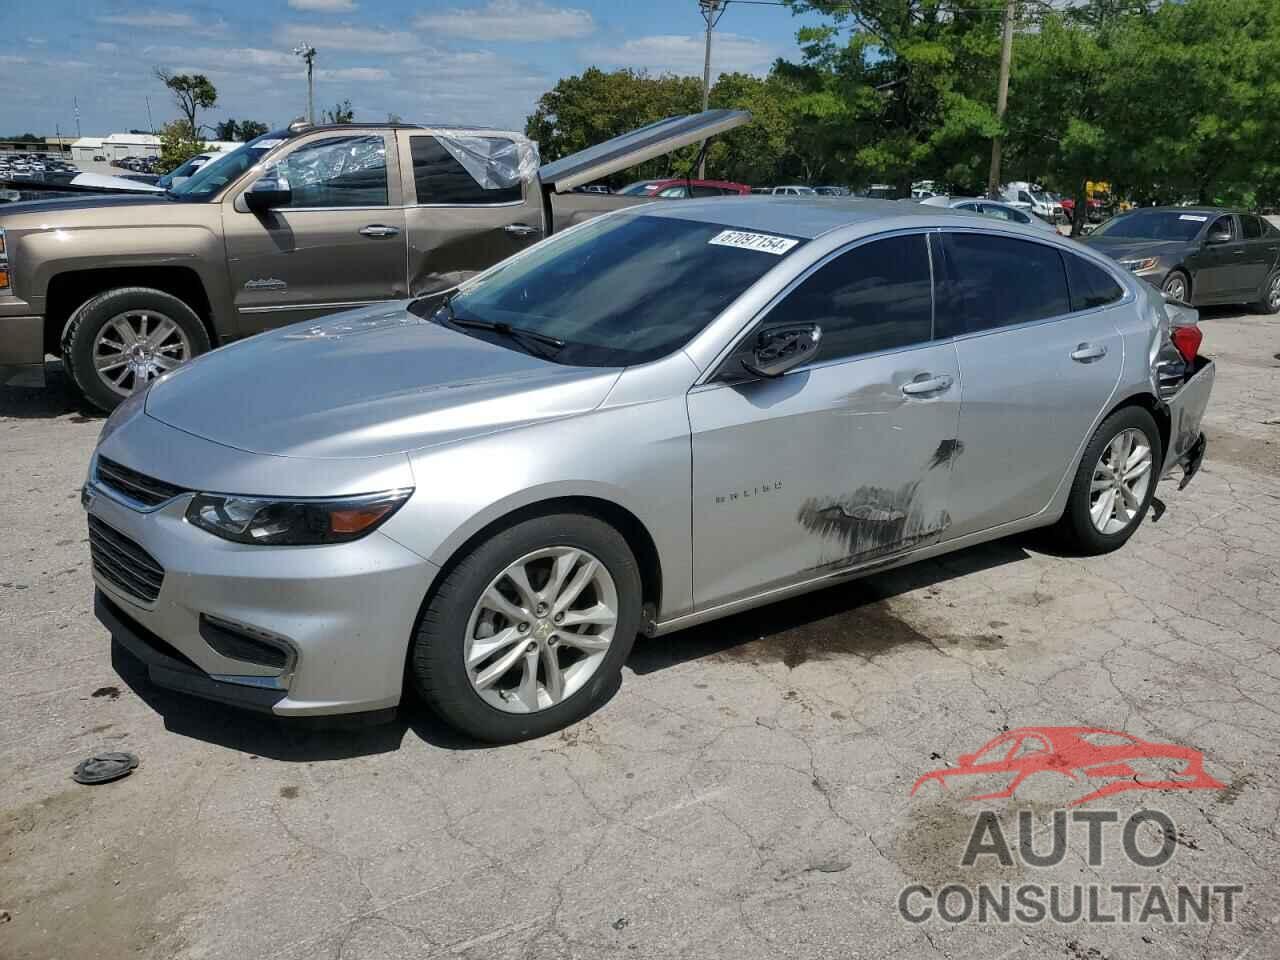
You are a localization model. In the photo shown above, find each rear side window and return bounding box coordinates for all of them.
[764,234,933,362]
[939,233,1070,335]
[1242,215,1263,239]
[1064,253,1124,311]
[411,136,522,205]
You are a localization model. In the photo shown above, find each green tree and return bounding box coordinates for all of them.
[238,120,269,140]
[322,100,355,124]
[157,120,208,174]
[213,119,240,141]
[153,69,217,136]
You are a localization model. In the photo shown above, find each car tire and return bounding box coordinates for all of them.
[409,512,642,743]
[1056,406,1163,555]
[1161,269,1191,304]
[1254,268,1280,315]
[62,286,210,413]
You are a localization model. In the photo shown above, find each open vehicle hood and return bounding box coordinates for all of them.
[144,303,622,460]
[538,109,751,194]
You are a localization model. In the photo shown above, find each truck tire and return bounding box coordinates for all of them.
[63,287,210,412]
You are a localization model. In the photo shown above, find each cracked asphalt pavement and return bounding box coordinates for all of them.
[3,308,1279,959]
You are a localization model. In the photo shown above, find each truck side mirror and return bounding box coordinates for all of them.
[244,175,292,212]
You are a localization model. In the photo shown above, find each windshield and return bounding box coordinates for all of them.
[168,134,282,201]
[435,214,803,366]
[1092,210,1207,241]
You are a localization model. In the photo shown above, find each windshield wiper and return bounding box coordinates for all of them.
[440,300,565,357]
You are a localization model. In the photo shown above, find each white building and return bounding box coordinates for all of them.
[102,133,161,160]
[69,137,106,164]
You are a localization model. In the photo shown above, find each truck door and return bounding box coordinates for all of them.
[399,131,544,298]
[222,130,407,334]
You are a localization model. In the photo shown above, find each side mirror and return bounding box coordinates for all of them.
[741,323,822,378]
[244,175,292,212]
[1206,227,1231,245]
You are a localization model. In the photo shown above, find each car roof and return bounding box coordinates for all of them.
[633,195,983,240]
[1135,206,1243,216]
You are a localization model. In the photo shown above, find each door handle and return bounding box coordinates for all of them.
[1232,249,1245,256]
[1071,342,1107,363]
[503,223,540,237]
[359,224,400,238]
[901,374,953,397]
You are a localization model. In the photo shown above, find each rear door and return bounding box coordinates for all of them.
[399,131,544,298]
[936,232,1124,538]
[1236,214,1279,298]
[223,130,407,334]
[689,232,960,608]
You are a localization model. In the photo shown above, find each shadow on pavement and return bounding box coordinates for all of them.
[0,359,103,421]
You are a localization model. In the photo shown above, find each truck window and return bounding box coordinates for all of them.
[272,135,389,208]
[411,136,522,205]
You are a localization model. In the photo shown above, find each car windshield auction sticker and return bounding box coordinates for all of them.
[709,230,799,255]
[1179,214,1209,222]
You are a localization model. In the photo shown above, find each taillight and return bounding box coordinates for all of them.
[1170,325,1202,363]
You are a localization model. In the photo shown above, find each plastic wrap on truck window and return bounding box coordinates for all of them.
[432,132,540,191]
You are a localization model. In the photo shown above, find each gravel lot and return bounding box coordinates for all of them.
[2,309,1278,960]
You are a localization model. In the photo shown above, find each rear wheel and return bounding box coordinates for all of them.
[410,513,641,742]
[1255,269,1280,315]
[63,286,209,412]
[1056,407,1162,555]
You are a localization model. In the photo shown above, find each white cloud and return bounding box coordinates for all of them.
[96,10,197,28]
[396,49,549,127]
[144,45,299,73]
[415,0,593,42]
[584,32,778,77]
[276,23,419,53]
[288,0,357,10]
[316,66,390,83]
[96,42,120,52]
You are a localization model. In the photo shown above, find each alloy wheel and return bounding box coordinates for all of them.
[1164,276,1187,302]
[92,310,191,398]
[1089,428,1153,535]
[464,547,618,714]
[1268,274,1280,311]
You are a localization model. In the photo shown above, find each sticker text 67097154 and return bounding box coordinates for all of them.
[708,230,800,255]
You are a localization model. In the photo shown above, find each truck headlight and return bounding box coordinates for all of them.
[185,488,413,545]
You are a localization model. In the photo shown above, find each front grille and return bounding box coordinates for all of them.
[96,457,187,508]
[88,515,166,603]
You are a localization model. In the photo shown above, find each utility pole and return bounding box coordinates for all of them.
[145,96,155,134]
[73,97,81,138]
[697,0,726,179]
[293,43,317,123]
[986,0,1016,199]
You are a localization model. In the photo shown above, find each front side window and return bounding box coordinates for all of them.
[754,234,933,365]
[939,233,1070,335]
[410,136,522,204]
[433,214,803,367]
[1064,253,1124,311]
[272,135,388,208]
[979,204,1014,222]
[1208,214,1235,240]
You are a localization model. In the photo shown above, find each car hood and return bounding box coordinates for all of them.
[0,192,171,219]
[1081,237,1188,261]
[145,303,623,460]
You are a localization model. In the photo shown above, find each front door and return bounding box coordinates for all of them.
[223,130,407,334]
[688,232,961,610]
[934,231,1125,538]
[1188,213,1239,302]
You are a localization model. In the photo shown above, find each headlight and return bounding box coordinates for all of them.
[1120,257,1159,272]
[185,488,412,545]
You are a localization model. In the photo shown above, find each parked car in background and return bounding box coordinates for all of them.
[920,195,1060,233]
[767,185,817,196]
[616,178,750,198]
[814,186,849,197]
[83,198,1213,741]
[1084,207,1280,312]
[0,110,750,408]
[1059,195,1103,223]
[1001,181,1063,223]
[155,150,230,190]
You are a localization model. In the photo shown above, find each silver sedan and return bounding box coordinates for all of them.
[83,198,1214,741]
[920,194,1062,233]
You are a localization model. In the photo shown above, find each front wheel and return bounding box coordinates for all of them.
[410,513,642,742]
[1056,407,1162,555]
[63,286,210,412]
[1161,270,1190,304]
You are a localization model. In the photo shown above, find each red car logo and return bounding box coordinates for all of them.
[910,726,1224,807]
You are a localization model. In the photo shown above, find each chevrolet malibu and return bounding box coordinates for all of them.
[84,199,1215,742]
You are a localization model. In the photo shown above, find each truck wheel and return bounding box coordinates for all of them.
[63,287,210,412]
[1055,407,1162,555]
[410,513,642,743]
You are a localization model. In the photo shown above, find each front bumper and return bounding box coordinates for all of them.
[0,312,45,387]
[85,473,438,718]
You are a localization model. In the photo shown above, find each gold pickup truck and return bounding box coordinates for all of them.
[0,110,748,410]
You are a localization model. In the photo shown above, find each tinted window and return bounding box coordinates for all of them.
[1209,214,1234,240]
[1093,210,1207,241]
[690,184,723,198]
[411,136,522,204]
[940,233,1070,335]
[438,215,802,367]
[761,234,933,363]
[273,135,388,208]
[1064,253,1124,311]
[1242,215,1263,239]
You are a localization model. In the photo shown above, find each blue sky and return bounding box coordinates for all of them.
[3,1,831,137]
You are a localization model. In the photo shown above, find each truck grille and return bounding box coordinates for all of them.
[96,457,187,508]
[88,515,166,603]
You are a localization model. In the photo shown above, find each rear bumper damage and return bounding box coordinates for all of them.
[1159,355,1214,487]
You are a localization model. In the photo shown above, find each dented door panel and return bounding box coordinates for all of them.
[403,201,543,298]
[688,343,961,611]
